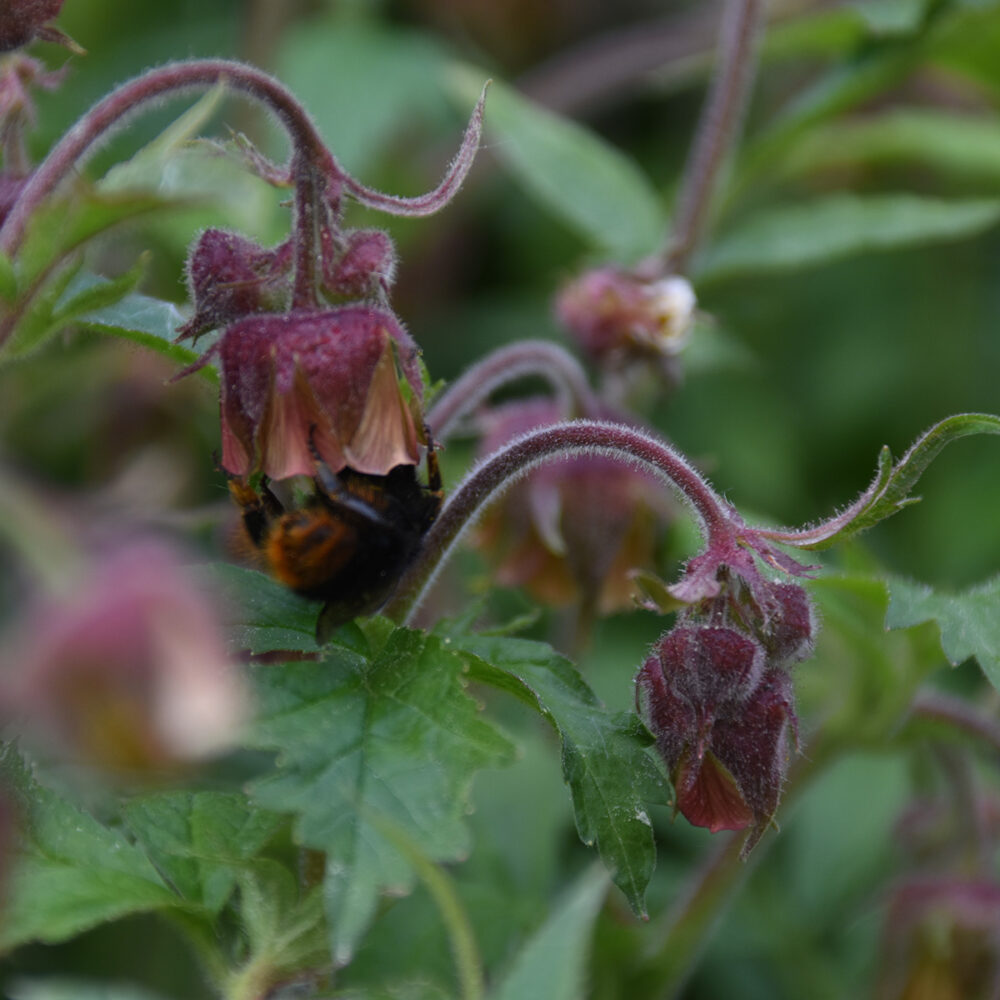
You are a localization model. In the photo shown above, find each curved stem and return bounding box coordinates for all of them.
[0,59,331,259]
[427,340,599,441]
[385,419,737,625]
[657,0,764,277]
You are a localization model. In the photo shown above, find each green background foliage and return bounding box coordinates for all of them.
[2,1,1000,998]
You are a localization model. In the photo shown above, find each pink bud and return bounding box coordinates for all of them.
[556,268,695,367]
[177,229,293,342]
[324,228,397,300]
[637,625,796,850]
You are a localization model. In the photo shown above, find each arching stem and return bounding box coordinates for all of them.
[427,340,599,441]
[385,419,739,625]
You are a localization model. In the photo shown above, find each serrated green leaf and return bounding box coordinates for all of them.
[122,791,285,915]
[885,575,1000,689]
[208,563,323,655]
[448,65,666,259]
[245,628,515,966]
[444,631,667,917]
[779,110,1000,185]
[490,866,608,1000]
[697,194,1000,282]
[0,745,177,950]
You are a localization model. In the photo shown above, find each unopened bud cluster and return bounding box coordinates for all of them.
[636,576,814,852]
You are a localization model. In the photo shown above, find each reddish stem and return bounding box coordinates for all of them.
[0,59,335,320]
[385,419,738,625]
[426,340,599,441]
[657,0,764,277]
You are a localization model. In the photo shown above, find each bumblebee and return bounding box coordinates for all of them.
[228,445,442,634]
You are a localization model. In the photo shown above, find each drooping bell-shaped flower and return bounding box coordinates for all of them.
[636,624,797,850]
[216,306,425,480]
[476,397,671,614]
[8,540,245,772]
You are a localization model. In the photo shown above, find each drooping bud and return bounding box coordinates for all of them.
[475,397,671,614]
[176,229,293,342]
[556,267,695,368]
[8,540,246,772]
[637,624,797,850]
[0,1,78,53]
[323,228,396,301]
[215,307,424,480]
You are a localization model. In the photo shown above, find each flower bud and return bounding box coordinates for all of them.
[324,228,396,300]
[556,268,695,367]
[176,229,293,342]
[0,1,76,52]
[8,540,246,772]
[217,307,424,480]
[637,625,796,848]
[759,581,815,666]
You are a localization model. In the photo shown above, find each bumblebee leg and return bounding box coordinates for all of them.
[307,424,393,527]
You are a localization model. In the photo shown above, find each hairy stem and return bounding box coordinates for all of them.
[0,59,331,259]
[658,0,765,276]
[427,340,599,441]
[385,419,737,624]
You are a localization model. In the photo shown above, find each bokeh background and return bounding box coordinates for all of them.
[2,1,1000,997]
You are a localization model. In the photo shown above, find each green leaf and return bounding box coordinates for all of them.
[850,0,933,35]
[208,564,323,655]
[786,413,1000,549]
[0,745,177,950]
[100,86,228,194]
[73,290,214,381]
[444,631,667,917]
[122,791,285,915]
[8,981,169,1000]
[0,253,16,302]
[16,188,172,291]
[227,862,329,988]
[448,65,666,259]
[697,195,1000,282]
[885,575,1000,689]
[490,866,608,1000]
[245,627,516,966]
[277,15,450,177]
[777,110,1000,186]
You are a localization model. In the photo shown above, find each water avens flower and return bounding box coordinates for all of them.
[210,307,425,480]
